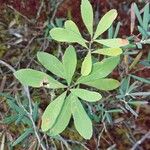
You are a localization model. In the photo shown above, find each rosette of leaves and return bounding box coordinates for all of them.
[14,45,120,139]
[50,0,129,76]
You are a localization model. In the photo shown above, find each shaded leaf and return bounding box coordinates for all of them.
[113,22,121,38]
[81,51,92,76]
[82,78,120,91]
[94,9,117,39]
[129,52,143,70]
[133,3,143,27]
[95,38,129,48]
[143,3,149,31]
[12,128,33,146]
[81,0,93,36]
[41,92,67,132]
[71,88,102,102]
[37,52,64,78]
[137,26,148,37]
[63,46,77,85]
[71,96,93,139]
[77,56,120,83]
[92,48,122,56]
[130,75,150,84]
[130,3,136,34]
[14,69,66,89]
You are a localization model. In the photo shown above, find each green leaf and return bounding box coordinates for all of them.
[92,48,122,56]
[71,96,93,139]
[81,78,120,91]
[77,56,120,83]
[71,88,102,102]
[94,38,129,48]
[50,20,87,48]
[12,128,33,146]
[133,3,143,27]
[3,114,18,124]
[81,0,93,36]
[14,69,66,89]
[143,3,149,31]
[37,52,64,78]
[48,94,72,136]
[81,51,92,76]
[113,22,121,38]
[41,92,67,132]
[94,9,117,39]
[137,26,148,37]
[63,45,77,85]
[130,75,150,84]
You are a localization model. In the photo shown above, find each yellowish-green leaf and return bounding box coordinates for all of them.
[65,20,82,36]
[129,51,143,70]
[78,56,120,83]
[48,94,72,136]
[81,51,92,76]
[41,92,67,132]
[14,69,66,89]
[94,9,117,39]
[50,20,87,48]
[82,78,120,91]
[95,38,129,48]
[63,45,77,85]
[71,88,102,102]
[81,0,93,36]
[71,96,93,139]
[92,48,122,56]
[37,52,64,78]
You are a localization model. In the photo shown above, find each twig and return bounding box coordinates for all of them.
[131,131,150,150]
[7,5,33,23]
[0,60,16,73]
[67,139,90,150]
[50,0,64,26]
[36,0,44,20]
[97,126,105,150]
[0,60,46,150]
[58,136,71,150]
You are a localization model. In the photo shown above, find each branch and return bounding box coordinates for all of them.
[131,131,150,150]
[0,60,46,150]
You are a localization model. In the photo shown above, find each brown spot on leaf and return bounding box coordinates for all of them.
[40,77,50,88]
[120,39,129,46]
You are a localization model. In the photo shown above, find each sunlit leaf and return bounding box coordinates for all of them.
[71,96,93,139]
[81,51,92,76]
[92,47,122,56]
[71,88,102,102]
[81,78,120,91]
[41,92,67,132]
[48,94,72,136]
[14,69,66,89]
[37,52,64,78]
[77,56,120,83]
[63,45,77,85]
[95,38,129,48]
[50,20,87,48]
[81,0,93,36]
[94,9,117,39]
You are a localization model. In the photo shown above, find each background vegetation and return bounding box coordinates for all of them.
[0,0,150,149]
